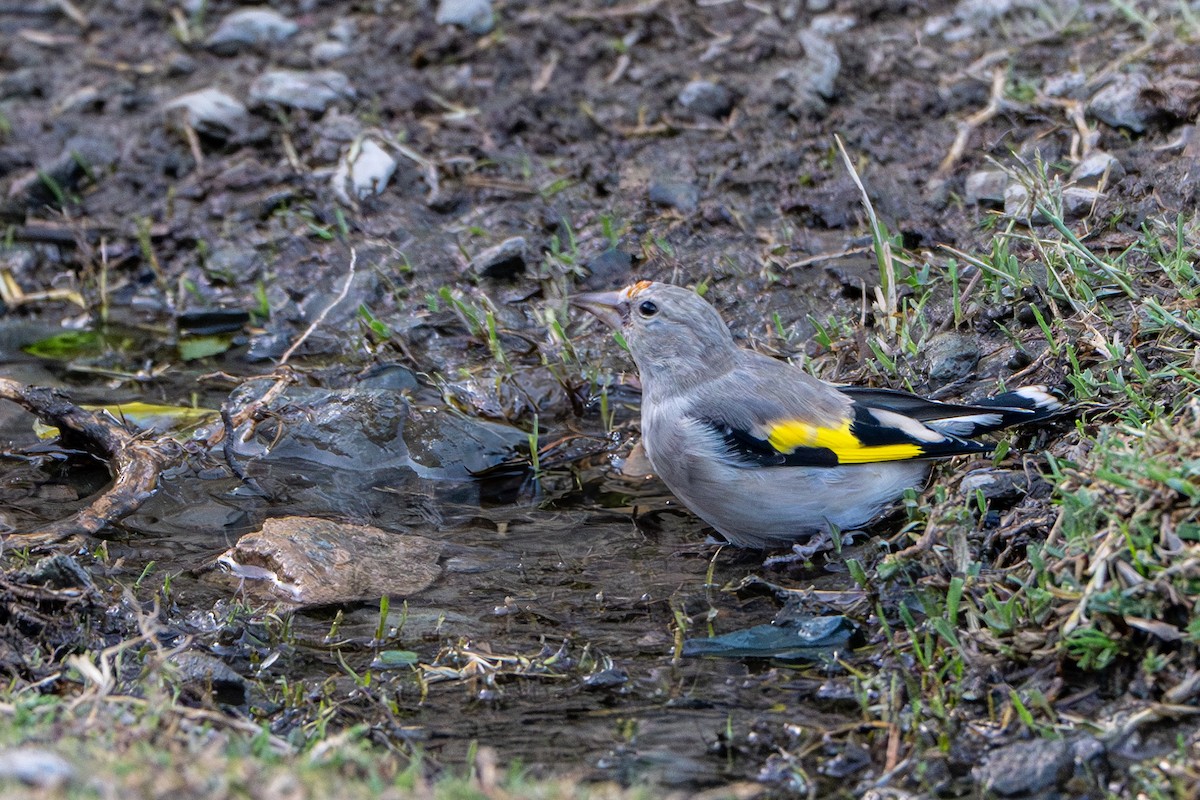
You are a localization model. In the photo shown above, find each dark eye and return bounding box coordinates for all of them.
[637,300,659,317]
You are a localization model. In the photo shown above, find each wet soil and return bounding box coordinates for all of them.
[2,0,1199,795]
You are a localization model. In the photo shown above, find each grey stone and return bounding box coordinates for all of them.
[776,30,840,114]
[1004,183,1035,219]
[810,14,856,36]
[1071,151,1125,188]
[436,0,494,34]
[964,169,1008,205]
[0,67,43,100]
[168,651,246,698]
[924,331,980,383]
[207,8,298,54]
[204,246,265,283]
[648,180,699,213]
[1088,73,1153,133]
[329,18,357,43]
[1062,186,1103,218]
[799,30,840,99]
[1044,70,1086,98]
[470,236,528,279]
[582,248,633,290]
[312,40,351,63]
[249,70,354,112]
[960,469,1030,501]
[163,88,250,140]
[5,136,118,209]
[974,737,1072,796]
[349,139,397,199]
[14,554,94,590]
[677,81,734,118]
[0,748,73,789]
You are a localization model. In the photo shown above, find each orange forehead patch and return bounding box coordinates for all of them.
[624,280,653,299]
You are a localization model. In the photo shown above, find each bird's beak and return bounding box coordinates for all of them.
[570,289,626,330]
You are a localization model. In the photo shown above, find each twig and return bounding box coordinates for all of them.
[0,378,183,549]
[931,67,1009,183]
[278,247,357,365]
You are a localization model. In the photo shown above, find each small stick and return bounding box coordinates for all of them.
[278,247,357,365]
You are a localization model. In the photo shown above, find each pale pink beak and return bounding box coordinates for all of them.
[570,288,626,329]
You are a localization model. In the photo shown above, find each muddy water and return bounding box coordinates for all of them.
[30,372,861,788]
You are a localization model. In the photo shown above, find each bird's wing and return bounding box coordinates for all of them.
[685,358,995,469]
[695,401,991,468]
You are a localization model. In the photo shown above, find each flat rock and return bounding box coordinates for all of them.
[218,516,444,606]
[207,8,298,54]
[960,469,1037,501]
[5,136,118,209]
[168,651,246,702]
[249,70,354,112]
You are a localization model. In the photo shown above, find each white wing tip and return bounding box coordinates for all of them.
[1012,385,1065,412]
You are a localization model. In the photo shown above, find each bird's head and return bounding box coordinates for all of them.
[571,281,737,391]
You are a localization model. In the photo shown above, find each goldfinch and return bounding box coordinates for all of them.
[572,281,1064,548]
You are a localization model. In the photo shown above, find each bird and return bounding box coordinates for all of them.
[571,280,1064,549]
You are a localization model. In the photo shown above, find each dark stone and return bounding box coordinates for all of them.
[648,180,699,213]
[974,737,1073,796]
[470,236,528,280]
[581,248,633,290]
[14,555,94,591]
[677,81,734,118]
[924,331,980,383]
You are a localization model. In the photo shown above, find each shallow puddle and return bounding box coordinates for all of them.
[15,373,865,789]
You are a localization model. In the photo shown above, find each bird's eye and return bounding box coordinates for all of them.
[637,300,659,317]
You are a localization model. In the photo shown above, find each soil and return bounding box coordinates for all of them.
[2,0,1199,796]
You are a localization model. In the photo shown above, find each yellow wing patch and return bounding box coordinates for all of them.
[765,419,922,464]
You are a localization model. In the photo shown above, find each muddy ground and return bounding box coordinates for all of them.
[1,0,1199,797]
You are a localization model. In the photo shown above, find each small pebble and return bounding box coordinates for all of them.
[923,331,979,383]
[349,140,397,199]
[964,169,1008,205]
[207,8,298,54]
[163,88,250,140]
[312,40,351,63]
[0,748,73,789]
[1070,151,1125,188]
[436,0,494,34]
[809,13,856,36]
[677,81,734,119]
[974,737,1072,796]
[1088,73,1152,133]
[582,248,634,290]
[249,70,354,112]
[648,180,699,213]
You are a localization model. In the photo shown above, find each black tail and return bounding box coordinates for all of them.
[838,384,1066,438]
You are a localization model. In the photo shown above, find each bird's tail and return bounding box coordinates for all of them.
[838,384,1066,438]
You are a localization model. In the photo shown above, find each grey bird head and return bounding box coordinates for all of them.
[572,281,738,392]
